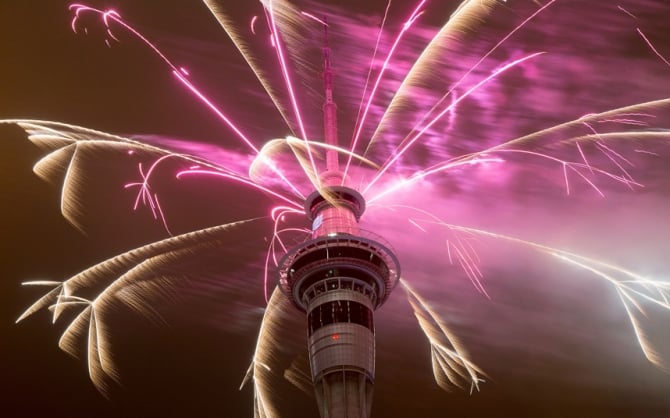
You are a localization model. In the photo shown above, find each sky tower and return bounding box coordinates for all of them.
[278,23,400,418]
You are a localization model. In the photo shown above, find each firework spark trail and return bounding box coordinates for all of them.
[363,52,546,195]
[249,137,379,190]
[16,218,266,395]
[367,157,503,203]
[263,207,306,300]
[203,0,297,137]
[345,0,393,176]
[401,279,486,391]
[386,0,558,164]
[341,0,426,182]
[479,99,670,154]
[300,11,328,27]
[580,121,636,179]
[262,0,320,188]
[370,205,489,293]
[489,149,644,195]
[1,119,301,231]
[637,28,670,69]
[385,101,670,200]
[124,155,180,234]
[70,4,306,199]
[241,287,301,418]
[361,0,500,158]
[554,254,670,372]
[416,220,670,371]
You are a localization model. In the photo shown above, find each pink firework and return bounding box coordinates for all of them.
[1,1,670,417]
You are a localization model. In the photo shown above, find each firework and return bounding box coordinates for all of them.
[2,1,669,417]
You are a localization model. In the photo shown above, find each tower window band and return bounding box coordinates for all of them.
[308,300,373,336]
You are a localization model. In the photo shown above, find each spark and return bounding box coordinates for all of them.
[300,11,328,26]
[250,15,258,34]
[263,0,317,187]
[343,0,427,181]
[364,52,546,195]
[637,28,670,68]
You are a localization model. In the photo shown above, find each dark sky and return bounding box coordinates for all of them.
[2,1,670,417]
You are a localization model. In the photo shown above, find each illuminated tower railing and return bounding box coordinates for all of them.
[277,23,400,418]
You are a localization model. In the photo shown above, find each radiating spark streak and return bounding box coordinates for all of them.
[448,224,670,307]
[467,99,670,164]
[300,11,327,26]
[49,300,90,309]
[555,255,668,370]
[68,7,262,153]
[449,243,488,297]
[429,223,670,367]
[600,118,651,127]
[366,0,556,160]
[61,143,79,229]
[405,0,558,152]
[582,120,636,174]
[454,232,481,266]
[368,157,503,203]
[562,162,570,195]
[171,71,258,153]
[637,28,670,68]
[408,218,427,232]
[615,289,661,367]
[593,141,636,186]
[69,5,179,74]
[574,142,594,175]
[488,149,642,192]
[401,279,485,390]
[176,169,302,209]
[242,288,287,418]
[617,5,638,20]
[153,193,172,235]
[263,243,274,303]
[56,295,91,304]
[124,154,176,216]
[69,5,304,197]
[347,0,393,174]
[374,205,486,292]
[595,140,636,167]
[263,1,316,183]
[271,205,303,221]
[407,218,490,288]
[284,137,379,168]
[364,52,545,195]
[364,0,498,156]
[343,0,426,181]
[635,149,661,156]
[173,71,305,197]
[250,15,258,34]
[619,287,648,316]
[202,0,297,139]
[22,280,63,286]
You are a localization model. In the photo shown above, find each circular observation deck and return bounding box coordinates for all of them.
[277,232,400,312]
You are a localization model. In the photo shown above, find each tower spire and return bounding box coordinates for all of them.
[322,17,339,177]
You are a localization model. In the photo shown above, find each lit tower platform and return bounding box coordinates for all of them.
[278,24,400,418]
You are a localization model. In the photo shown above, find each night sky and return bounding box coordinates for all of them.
[2,1,670,417]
